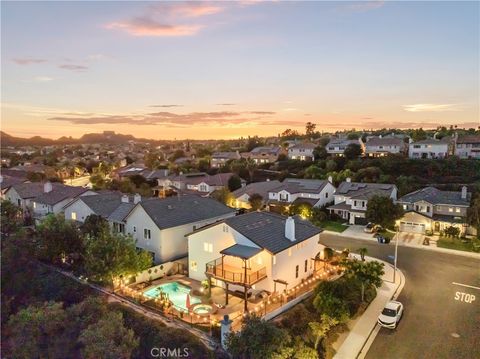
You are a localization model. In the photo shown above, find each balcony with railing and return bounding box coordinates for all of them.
[206,257,267,286]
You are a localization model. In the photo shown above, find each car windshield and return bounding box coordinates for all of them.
[382,308,397,316]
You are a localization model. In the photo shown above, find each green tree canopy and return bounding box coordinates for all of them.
[84,227,152,285]
[228,175,243,192]
[36,213,84,264]
[344,143,363,160]
[342,259,385,301]
[226,315,290,359]
[248,193,264,211]
[81,214,109,238]
[0,200,23,236]
[79,311,138,359]
[365,195,404,229]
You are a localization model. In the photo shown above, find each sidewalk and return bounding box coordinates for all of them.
[333,256,405,359]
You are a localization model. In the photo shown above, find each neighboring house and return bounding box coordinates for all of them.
[365,136,407,157]
[328,179,397,225]
[157,172,244,196]
[211,151,241,168]
[64,192,134,223]
[122,196,236,264]
[268,178,336,210]
[232,180,281,209]
[396,186,472,235]
[114,165,169,181]
[287,143,316,161]
[187,212,324,309]
[0,175,28,199]
[455,135,480,159]
[408,138,451,159]
[31,182,95,220]
[4,181,52,210]
[326,138,364,156]
[241,146,284,164]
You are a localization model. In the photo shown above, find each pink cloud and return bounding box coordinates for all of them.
[105,2,226,37]
[13,58,46,65]
[58,64,88,71]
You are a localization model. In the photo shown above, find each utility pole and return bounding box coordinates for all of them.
[393,227,399,283]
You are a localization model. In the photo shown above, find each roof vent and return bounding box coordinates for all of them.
[461,186,467,200]
[121,195,129,203]
[133,193,141,204]
[346,177,351,183]
[167,205,173,210]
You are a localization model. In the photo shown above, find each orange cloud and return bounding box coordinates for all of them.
[105,18,201,37]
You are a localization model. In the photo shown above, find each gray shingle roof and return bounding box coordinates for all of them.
[225,212,322,254]
[34,184,90,205]
[0,175,27,190]
[270,178,329,195]
[411,139,449,145]
[79,193,126,218]
[10,182,46,199]
[336,181,396,200]
[136,195,236,229]
[366,137,404,147]
[108,202,136,222]
[232,180,281,199]
[399,187,471,206]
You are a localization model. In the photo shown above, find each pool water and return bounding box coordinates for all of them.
[143,282,200,312]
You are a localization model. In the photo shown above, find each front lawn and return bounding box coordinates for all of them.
[437,237,479,253]
[321,220,349,233]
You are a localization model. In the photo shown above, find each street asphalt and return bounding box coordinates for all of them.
[319,233,480,359]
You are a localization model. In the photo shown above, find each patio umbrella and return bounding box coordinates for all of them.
[186,293,191,311]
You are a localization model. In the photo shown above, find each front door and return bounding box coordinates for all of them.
[434,222,440,232]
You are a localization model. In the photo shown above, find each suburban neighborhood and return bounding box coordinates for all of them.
[1,1,479,359]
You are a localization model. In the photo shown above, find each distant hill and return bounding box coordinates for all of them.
[0,131,161,147]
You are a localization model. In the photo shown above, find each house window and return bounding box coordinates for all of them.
[448,207,453,212]
[193,225,197,231]
[354,200,357,206]
[295,265,299,279]
[272,255,276,265]
[133,226,136,233]
[223,224,229,233]
[144,228,151,239]
[203,242,213,253]
[426,206,430,212]
[362,201,365,208]
[455,208,461,213]
[325,192,329,198]
[403,205,407,210]
[304,259,308,272]
[71,212,77,220]
[33,202,36,209]
[190,261,198,272]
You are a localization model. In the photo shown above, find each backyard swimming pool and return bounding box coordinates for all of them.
[143,282,200,312]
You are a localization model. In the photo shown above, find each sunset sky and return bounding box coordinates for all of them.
[2,1,479,140]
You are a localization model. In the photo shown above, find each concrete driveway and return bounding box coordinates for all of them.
[342,225,377,241]
[396,232,425,246]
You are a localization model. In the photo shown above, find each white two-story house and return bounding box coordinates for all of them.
[157,172,244,196]
[232,180,281,209]
[119,196,236,264]
[211,151,241,168]
[287,143,316,161]
[409,138,451,159]
[268,178,336,211]
[396,186,472,235]
[187,212,324,311]
[328,179,398,225]
[365,136,407,157]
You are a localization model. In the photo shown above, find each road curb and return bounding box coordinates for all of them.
[356,263,406,359]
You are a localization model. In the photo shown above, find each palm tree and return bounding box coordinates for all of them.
[245,158,257,182]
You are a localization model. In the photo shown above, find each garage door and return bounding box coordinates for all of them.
[400,221,425,234]
[354,216,368,225]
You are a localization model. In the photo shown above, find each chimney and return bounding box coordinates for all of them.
[461,186,467,200]
[134,193,141,204]
[266,178,270,182]
[44,181,53,193]
[379,134,382,139]
[285,216,295,242]
[328,176,333,183]
[346,177,351,183]
[121,194,129,203]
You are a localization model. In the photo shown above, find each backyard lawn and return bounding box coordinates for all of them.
[437,237,479,253]
[321,220,349,233]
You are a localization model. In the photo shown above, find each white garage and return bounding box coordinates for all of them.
[399,221,426,234]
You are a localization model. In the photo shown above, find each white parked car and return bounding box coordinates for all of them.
[377,300,403,329]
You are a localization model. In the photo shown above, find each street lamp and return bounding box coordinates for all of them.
[393,226,399,283]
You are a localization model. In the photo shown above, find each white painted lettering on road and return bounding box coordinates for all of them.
[454,291,476,303]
